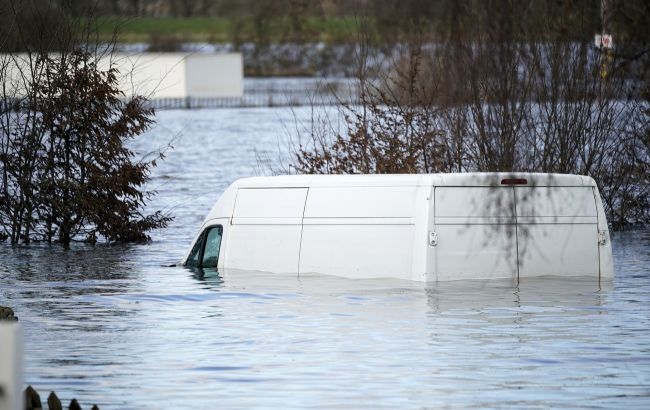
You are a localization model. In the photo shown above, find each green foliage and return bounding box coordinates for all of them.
[93,16,364,44]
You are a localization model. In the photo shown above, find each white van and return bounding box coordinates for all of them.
[184,173,613,282]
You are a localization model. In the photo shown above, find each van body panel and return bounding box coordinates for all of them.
[215,218,230,270]
[227,224,303,273]
[206,184,238,219]
[439,173,591,187]
[434,187,516,220]
[433,187,518,281]
[516,216,597,224]
[594,185,614,278]
[303,186,417,218]
[226,187,308,273]
[299,224,415,279]
[231,217,303,225]
[308,174,437,188]
[517,224,599,277]
[233,188,308,219]
[515,186,600,278]
[237,175,315,188]
[514,187,597,219]
[188,173,613,282]
[434,224,519,281]
[413,186,434,282]
[299,185,426,281]
[302,217,415,225]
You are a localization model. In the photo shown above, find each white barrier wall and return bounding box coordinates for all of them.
[96,52,244,99]
[0,323,23,410]
[2,52,244,100]
[107,53,188,99]
[186,53,243,98]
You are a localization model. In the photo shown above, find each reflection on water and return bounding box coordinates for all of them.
[1,108,649,409]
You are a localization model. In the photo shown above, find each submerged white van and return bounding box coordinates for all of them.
[184,173,613,282]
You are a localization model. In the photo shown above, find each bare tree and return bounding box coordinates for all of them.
[290,0,649,228]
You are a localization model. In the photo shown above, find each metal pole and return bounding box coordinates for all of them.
[601,0,604,33]
[0,323,23,410]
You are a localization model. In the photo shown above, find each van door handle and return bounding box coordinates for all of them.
[429,231,438,246]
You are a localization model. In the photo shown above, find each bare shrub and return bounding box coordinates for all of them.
[290,3,650,227]
[292,87,447,174]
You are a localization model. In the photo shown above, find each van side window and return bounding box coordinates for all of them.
[185,225,223,268]
[186,231,206,267]
[201,226,223,268]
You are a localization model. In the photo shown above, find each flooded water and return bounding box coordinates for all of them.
[1,107,650,409]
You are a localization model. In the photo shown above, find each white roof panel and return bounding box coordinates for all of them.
[234,173,593,189]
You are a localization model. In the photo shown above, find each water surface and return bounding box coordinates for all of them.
[1,107,649,409]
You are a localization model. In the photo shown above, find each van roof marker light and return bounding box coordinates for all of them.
[501,178,528,185]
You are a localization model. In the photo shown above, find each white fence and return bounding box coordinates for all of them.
[147,77,361,109]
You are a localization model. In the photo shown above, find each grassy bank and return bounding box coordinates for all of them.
[98,16,365,44]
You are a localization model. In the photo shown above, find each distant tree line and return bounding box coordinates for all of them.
[2,1,647,77]
[289,1,649,228]
[1,0,649,45]
[2,1,647,78]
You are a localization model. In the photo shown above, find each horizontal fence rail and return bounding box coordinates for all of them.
[1,79,360,111]
[148,79,361,109]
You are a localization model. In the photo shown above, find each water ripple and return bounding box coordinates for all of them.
[0,108,648,409]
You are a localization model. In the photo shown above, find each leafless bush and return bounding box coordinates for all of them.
[290,3,649,228]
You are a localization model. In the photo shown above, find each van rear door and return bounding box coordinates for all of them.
[515,186,599,278]
[433,187,518,281]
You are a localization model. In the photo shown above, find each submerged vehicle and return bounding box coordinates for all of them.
[184,173,613,282]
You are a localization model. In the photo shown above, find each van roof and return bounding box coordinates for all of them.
[235,173,595,188]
